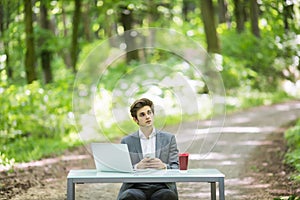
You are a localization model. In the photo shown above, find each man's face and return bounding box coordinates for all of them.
[134,105,154,127]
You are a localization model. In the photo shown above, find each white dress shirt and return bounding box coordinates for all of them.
[135,128,167,170]
[138,128,156,158]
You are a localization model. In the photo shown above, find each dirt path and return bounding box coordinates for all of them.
[1,101,300,200]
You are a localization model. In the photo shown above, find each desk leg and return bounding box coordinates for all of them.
[219,178,225,200]
[210,182,216,200]
[67,178,75,200]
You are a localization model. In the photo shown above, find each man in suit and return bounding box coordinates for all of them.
[117,98,179,200]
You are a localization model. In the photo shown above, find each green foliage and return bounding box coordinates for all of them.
[284,119,300,182]
[0,79,80,165]
[1,0,300,170]
[226,89,291,113]
[2,132,81,164]
[221,29,281,91]
[285,120,300,149]
[274,195,300,200]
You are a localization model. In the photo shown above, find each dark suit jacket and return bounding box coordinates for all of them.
[117,130,179,199]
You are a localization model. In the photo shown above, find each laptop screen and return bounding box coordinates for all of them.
[91,143,134,173]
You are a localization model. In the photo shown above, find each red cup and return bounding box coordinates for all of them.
[179,153,189,170]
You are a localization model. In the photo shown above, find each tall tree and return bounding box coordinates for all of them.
[200,0,220,53]
[24,0,37,83]
[249,0,260,37]
[182,0,196,22]
[82,2,92,42]
[70,0,81,73]
[148,0,159,25]
[61,2,72,68]
[233,0,245,33]
[218,0,229,25]
[283,0,295,31]
[0,0,13,79]
[120,5,139,63]
[40,0,53,83]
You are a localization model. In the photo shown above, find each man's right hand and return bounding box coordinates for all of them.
[136,158,166,169]
[136,158,153,169]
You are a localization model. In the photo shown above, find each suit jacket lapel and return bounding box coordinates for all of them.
[132,131,143,160]
[155,130,162,158]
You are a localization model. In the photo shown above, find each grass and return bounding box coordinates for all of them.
[1,132,82,167]
[274,195,300,200]
[225,89,292,113]
[284,119,300,182]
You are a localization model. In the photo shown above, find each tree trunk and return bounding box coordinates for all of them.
[283,2,294,31]
[82,2,92,42]
[200,0,221,54]
[40,1,53,84]
[4,41,12,79]
[148,0,159,25]
[218,0,229,25]
[61,4,72,68]
[249,0,260,37]
[120,6,139,63]
[182,0,196,22]
[233,0,245,33]
[0,1,3,33]
[0,1,13,79]
[144,0,157,62]
[24,0,37,84]
[70,0,81,73]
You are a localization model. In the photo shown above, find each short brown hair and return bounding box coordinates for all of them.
[130,98,154,119]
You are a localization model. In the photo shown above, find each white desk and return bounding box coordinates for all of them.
[67,169,225,200]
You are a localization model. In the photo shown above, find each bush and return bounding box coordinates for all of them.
[0,80,80,166]
[284,120,300,182]
[220,29,286,92]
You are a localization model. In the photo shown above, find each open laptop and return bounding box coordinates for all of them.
[91,143,134,173]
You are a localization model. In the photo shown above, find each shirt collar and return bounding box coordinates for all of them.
[138,128,156,139]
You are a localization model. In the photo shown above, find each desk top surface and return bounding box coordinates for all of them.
[67,169,225,179]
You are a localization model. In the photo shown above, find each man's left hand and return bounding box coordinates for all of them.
[146,158,167,169]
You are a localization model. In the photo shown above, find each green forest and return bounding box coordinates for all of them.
[0,0,300,178]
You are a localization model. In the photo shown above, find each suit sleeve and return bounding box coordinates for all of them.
[167,135,179,169]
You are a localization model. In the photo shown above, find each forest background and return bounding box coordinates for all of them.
[0,0,300,181]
